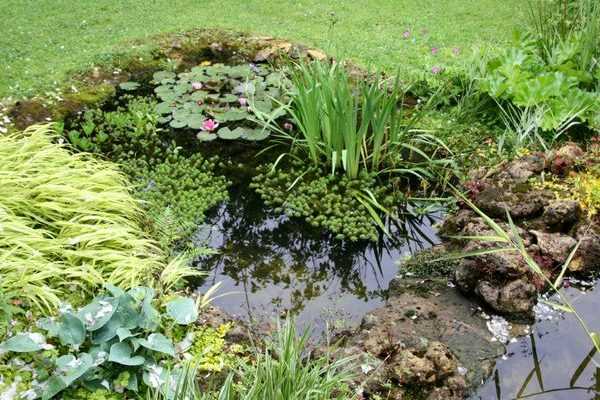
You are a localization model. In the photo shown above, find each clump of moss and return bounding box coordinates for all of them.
[398,247,459,278]
[251,162,399,241]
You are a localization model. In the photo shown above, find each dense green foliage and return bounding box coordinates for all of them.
[0,125,196,313]
[252,164,397,241]
[152,319,353,400]
[0,286,214,399]
[63,96,231,239]
[152,64,288,141]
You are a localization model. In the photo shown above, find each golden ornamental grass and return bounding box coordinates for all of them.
[0,124,196,313]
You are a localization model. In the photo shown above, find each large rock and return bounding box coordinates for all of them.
[531,230,577,265]
[542,200,580,230]
[331,278,504,399]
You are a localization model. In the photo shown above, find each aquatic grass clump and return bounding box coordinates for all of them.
[0,125,196,312]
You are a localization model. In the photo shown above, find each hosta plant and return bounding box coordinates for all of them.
[151,63,289,142]
[0,286,202,399]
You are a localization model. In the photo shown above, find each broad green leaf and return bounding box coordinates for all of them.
[119,81,140,91]
[165,297,198,325]
[153,71,176,82]
[241,128,270,141]
[108,341,145,366]
[138,333,175,356]
[197,132,217,142]
[78,298,118,331]
[217,127,243,140]
[0,333,46,353]
[170,119,187,129]
[58,313,86,347]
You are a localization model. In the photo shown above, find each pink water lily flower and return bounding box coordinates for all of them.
[283,122,294,131]
[201,119,219,132]
[191,82,203,90]
[239,97,248,107]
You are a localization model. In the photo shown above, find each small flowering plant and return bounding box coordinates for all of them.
[0,286,201,399]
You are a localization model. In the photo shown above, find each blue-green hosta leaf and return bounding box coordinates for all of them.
[165,297,198,325]
[38,317,61,338]
[108,341,145,366]
[0,332,48,353]
[92,294,140,344]
[78,298,118,331]
[58,313,86,347]
[143,364,169,389]
[138,333,175,356]
[116,328,136,342]
[43,353,94,399]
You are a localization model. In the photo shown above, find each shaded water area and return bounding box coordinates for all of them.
[192,168,441,334]
[473,282,600,400]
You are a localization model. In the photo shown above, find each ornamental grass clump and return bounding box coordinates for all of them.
[0,125,196,313]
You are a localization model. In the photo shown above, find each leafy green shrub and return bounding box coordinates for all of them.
[151,64,289,142]
[252,163,399,241]
[479,32,600,133]
[0,125,197,313]
[0,286,203,399]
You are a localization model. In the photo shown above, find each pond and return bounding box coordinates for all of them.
[193,163,442,335]
[473,281,600,400]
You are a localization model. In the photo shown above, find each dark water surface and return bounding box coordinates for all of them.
[193,177,441,335]
[473,282,600,400]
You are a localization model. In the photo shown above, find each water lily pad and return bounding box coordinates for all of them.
[197,132,217,142]
[153,71,176,82]
[186,115,205,130]
[217,127,243,140]
[242,128,270,141]
[219,94,239,103]
[219,109,249,122]
[119,81,140,91]
[170,119,187,129]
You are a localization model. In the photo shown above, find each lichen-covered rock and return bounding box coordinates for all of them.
[531,230,577,265]
[542,199,580,229]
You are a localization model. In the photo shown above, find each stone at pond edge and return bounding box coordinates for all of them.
[328,278,504,399]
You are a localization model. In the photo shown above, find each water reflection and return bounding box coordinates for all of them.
[193,181,441,333]
[473,283,600,400]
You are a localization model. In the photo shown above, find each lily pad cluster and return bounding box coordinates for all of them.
[0,286,200,399]
[151,63,289,142]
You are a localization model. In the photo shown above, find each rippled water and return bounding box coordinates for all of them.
[473,282,600,400]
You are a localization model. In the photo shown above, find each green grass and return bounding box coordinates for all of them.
[0,0,524,98]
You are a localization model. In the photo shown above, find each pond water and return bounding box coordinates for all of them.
[193,173,442,335]
[473,281,600,400]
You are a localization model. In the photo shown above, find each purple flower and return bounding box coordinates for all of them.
[452,47,461,56]
[200,119,219,132]
[238,97,248,107]
[431,47,439,55]
[431,66,443,74]
[402,30,410,39]
[191,82,203,91]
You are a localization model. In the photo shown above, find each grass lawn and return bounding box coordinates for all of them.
[0,0,524,98]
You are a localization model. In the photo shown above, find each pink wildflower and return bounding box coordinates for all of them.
[239,97,248,107]
[452,47,461,56]
[191,82,203,91]
[283,122,293,131]
[431,66,443,74]
[402,30,410,39]
[431,47,439,55]
[201,119,219,132]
